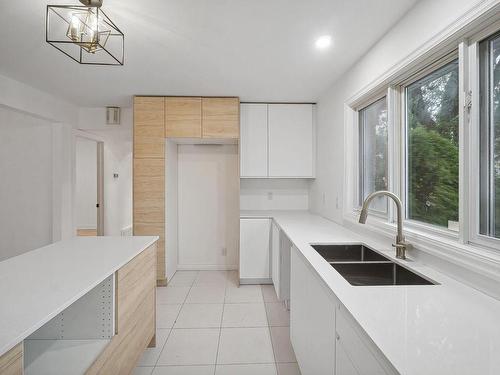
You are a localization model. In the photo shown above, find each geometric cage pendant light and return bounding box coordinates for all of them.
[46,0,124,65]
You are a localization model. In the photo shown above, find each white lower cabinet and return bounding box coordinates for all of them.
[271,221,281,296]
[335,308,398,375]
[239,218,271,282]
[290,246,398,375]
[290,246,337,375]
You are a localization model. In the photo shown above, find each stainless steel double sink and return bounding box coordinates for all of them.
[311,244,436,286]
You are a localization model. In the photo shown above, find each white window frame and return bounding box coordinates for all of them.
[398,51,460,241]
[467,20,500,250]
[343,4,500,276]
[355,90,390,219]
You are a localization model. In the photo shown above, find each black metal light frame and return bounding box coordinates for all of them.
[46,5,124,66]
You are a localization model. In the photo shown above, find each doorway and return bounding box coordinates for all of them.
[75,135,104,236]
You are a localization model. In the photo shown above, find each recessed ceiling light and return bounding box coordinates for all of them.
[315,35,332,49]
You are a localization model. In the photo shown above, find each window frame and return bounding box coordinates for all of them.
[357,93,390,217]
[399,52,460,239]
[468,20,500,249]
[344,10,500,261]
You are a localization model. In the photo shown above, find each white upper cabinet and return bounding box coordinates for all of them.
[268,104,314,178]
[240,104,268,177]
[239,103,315,178]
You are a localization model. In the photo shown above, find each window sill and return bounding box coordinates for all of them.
[343,211,500,283]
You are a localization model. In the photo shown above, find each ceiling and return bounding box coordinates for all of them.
[0,0,419,107]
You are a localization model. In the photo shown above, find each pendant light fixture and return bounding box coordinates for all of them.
[46,0,124,65]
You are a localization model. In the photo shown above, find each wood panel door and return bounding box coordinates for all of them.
[202,97,240,139]
[165,97,202,138]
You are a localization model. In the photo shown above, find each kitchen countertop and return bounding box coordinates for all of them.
[241,210,500,375]
[0,236,158,358]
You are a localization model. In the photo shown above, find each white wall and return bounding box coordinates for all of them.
[0,107,53,260]
[240,179,310,211]
[310,0,489,223]
[77,107,133,236]
[75,138,97,229]
[177,144,239,270]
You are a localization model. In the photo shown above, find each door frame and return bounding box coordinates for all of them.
[73,130,105,236]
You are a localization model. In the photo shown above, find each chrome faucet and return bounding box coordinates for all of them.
[359,191,408,260]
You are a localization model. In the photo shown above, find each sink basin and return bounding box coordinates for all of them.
[330,262,435,286]
[311,244,388,262]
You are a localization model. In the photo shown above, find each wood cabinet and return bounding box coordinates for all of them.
[0,344,22,375]
[86,243,157,375]
[239,218,271,282]
[165,97,202,138]
[240,103,268,177]
[290,245,337,375]
[133,97,166,285]
[202,97,240,139]
[268,104,314,177]
[133,97,165,159]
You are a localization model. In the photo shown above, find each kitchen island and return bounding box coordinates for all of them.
[0,236,158,375]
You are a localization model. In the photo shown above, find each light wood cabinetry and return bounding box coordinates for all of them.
[133,97,165,159]
[165,97,202,138]
[86,243,157,375]
[202,97,240,139]
[133,97,166,285]
[133,95,239,286]
[0,344,22,375]
[239,218,271,282]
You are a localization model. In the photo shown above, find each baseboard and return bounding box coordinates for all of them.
[239,278,273,285]
[176,264,238,271]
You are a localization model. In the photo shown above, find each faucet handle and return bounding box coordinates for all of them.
[392,242,409,260]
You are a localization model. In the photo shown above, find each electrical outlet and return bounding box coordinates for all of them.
[336,195,339,209]
[267,192,273,200]
[322,192,326,205]
[221,247,227,256]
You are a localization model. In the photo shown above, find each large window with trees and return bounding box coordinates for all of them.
[405,60,459,229]
[359,97,388,212]
[479,32,500,240]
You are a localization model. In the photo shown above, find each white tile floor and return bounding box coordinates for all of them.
[134,271,301,375]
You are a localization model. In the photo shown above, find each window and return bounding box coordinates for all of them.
[358,97,388,212]
[479,32,500,239]
[405,60,459,228]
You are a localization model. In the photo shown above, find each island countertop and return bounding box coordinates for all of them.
[0,236,158,358]
[241,210,500,375]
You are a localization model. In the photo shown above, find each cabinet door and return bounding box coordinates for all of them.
[202,97,240,139]
[290,246,336,375]
[268,104,314,177]
[239,218,270,280]
[336,341,361,375]
[336,309,396,375]
[165,97,202,138]
[240,103,268,177]
[271,221,281,298]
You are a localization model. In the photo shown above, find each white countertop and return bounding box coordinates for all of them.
[0,236,158,357]
[241,210,500,375]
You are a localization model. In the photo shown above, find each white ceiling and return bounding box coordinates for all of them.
[0,0,419,107]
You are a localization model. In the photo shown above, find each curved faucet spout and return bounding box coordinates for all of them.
[359,190,407,259]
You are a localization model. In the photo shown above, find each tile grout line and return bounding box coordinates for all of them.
[213,273,229,375]
[153,271,198,369]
